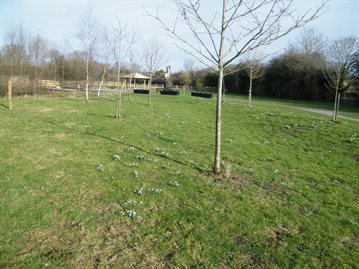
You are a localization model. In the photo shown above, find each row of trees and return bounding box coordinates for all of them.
[0,9,165,100]
[170,31,358,108]
[2,24,357,106]
[2,0,357,174]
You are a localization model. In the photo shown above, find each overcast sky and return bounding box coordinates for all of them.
[1,0,358,71]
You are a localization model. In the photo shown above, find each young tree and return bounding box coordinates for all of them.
[180,58,195,89]
[77,7,99,102]
[111,18,137,118]
[150,0,327,174]
[142,38,166,105]
[324,36,357,122]
[245,60,265,108]
[97,27,112,97]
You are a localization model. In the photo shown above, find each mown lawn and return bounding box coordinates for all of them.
[224,94,359,120]
[0,93,358,268]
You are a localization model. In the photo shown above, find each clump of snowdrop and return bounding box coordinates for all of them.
[154,147,170,157]
[112,154,120,161]
[96,164,105,172]
[121,209,137,220]
[133,170,139,178]
[136,154,151,161]
[147,188,162,194]
[168,179,180,187]
[123,199,139,206]
[128,146,136,151]
[125,162,139,167]
[133,187,144,195]
[344,133,357,143]
[274,169,282,180]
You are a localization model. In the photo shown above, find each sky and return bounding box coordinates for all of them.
[1,0,358,71]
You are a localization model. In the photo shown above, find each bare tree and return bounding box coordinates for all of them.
[294,28,327,55]
[244,60,265,108]
[3,24,28,76]
[48,46,60,82]
[60,40,70,89]
[77,7,99,102]
[111,18,137,118]
[181,58,195,89]
[324,36,357,122]
[29,34,48,94]
[97,27,112,97]
[142,38,166,105]
[149,0,327,174]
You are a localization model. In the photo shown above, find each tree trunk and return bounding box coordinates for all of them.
[213,0,227,175]
[222,76,226,102]
[20,59,23,77]
[214,66,224,174]
[98,65,106,97]
[248,67,253,108]
[115,61,121,119]
[33,67,38,95]
[148,74,152,105]
[335,92,341,121]
[8,78,13,110]
[54,63,57,82]
[61,56,65,90]
[332,88,338,122]
[85,55,89,102]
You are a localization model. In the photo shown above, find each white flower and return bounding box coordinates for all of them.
[134,187,143,195]
[96,164,105,172]
[168,179,180,187]
[113,154,120,161]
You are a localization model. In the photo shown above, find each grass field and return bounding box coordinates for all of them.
[224,94,359,120]
[0,93,358,268]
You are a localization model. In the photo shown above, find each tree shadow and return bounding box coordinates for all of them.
[43,120,206,173]
[0,103,9,109]
[87,113,116,119]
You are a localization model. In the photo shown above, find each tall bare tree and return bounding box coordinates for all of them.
[111,18,137,118]
[29,34,48,94]
[324,36,357,122]
[60,40,70,89]
[150,0,327,174]
[97,27,112,97]
[77,7,99,102]
[142,38,166,105]
[294,28,327,55]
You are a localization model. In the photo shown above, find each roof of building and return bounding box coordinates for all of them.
[121,72,150,80]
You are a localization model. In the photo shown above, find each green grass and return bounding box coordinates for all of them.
[0,93,358,268]
[224,94,359,119]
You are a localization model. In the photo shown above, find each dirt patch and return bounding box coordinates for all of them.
[203,170,252,189]
[234,236,248,246]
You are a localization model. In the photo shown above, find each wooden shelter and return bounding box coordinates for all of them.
[121,72,150,89]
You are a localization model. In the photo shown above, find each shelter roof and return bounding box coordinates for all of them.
[121,72,150,80]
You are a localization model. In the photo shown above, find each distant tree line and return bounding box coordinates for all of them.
[1,25,358,105]
[171,30,359,105]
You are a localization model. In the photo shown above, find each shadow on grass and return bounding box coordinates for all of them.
[0,103,9,109]
[87,113,116,119]
[43,120,206,173]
